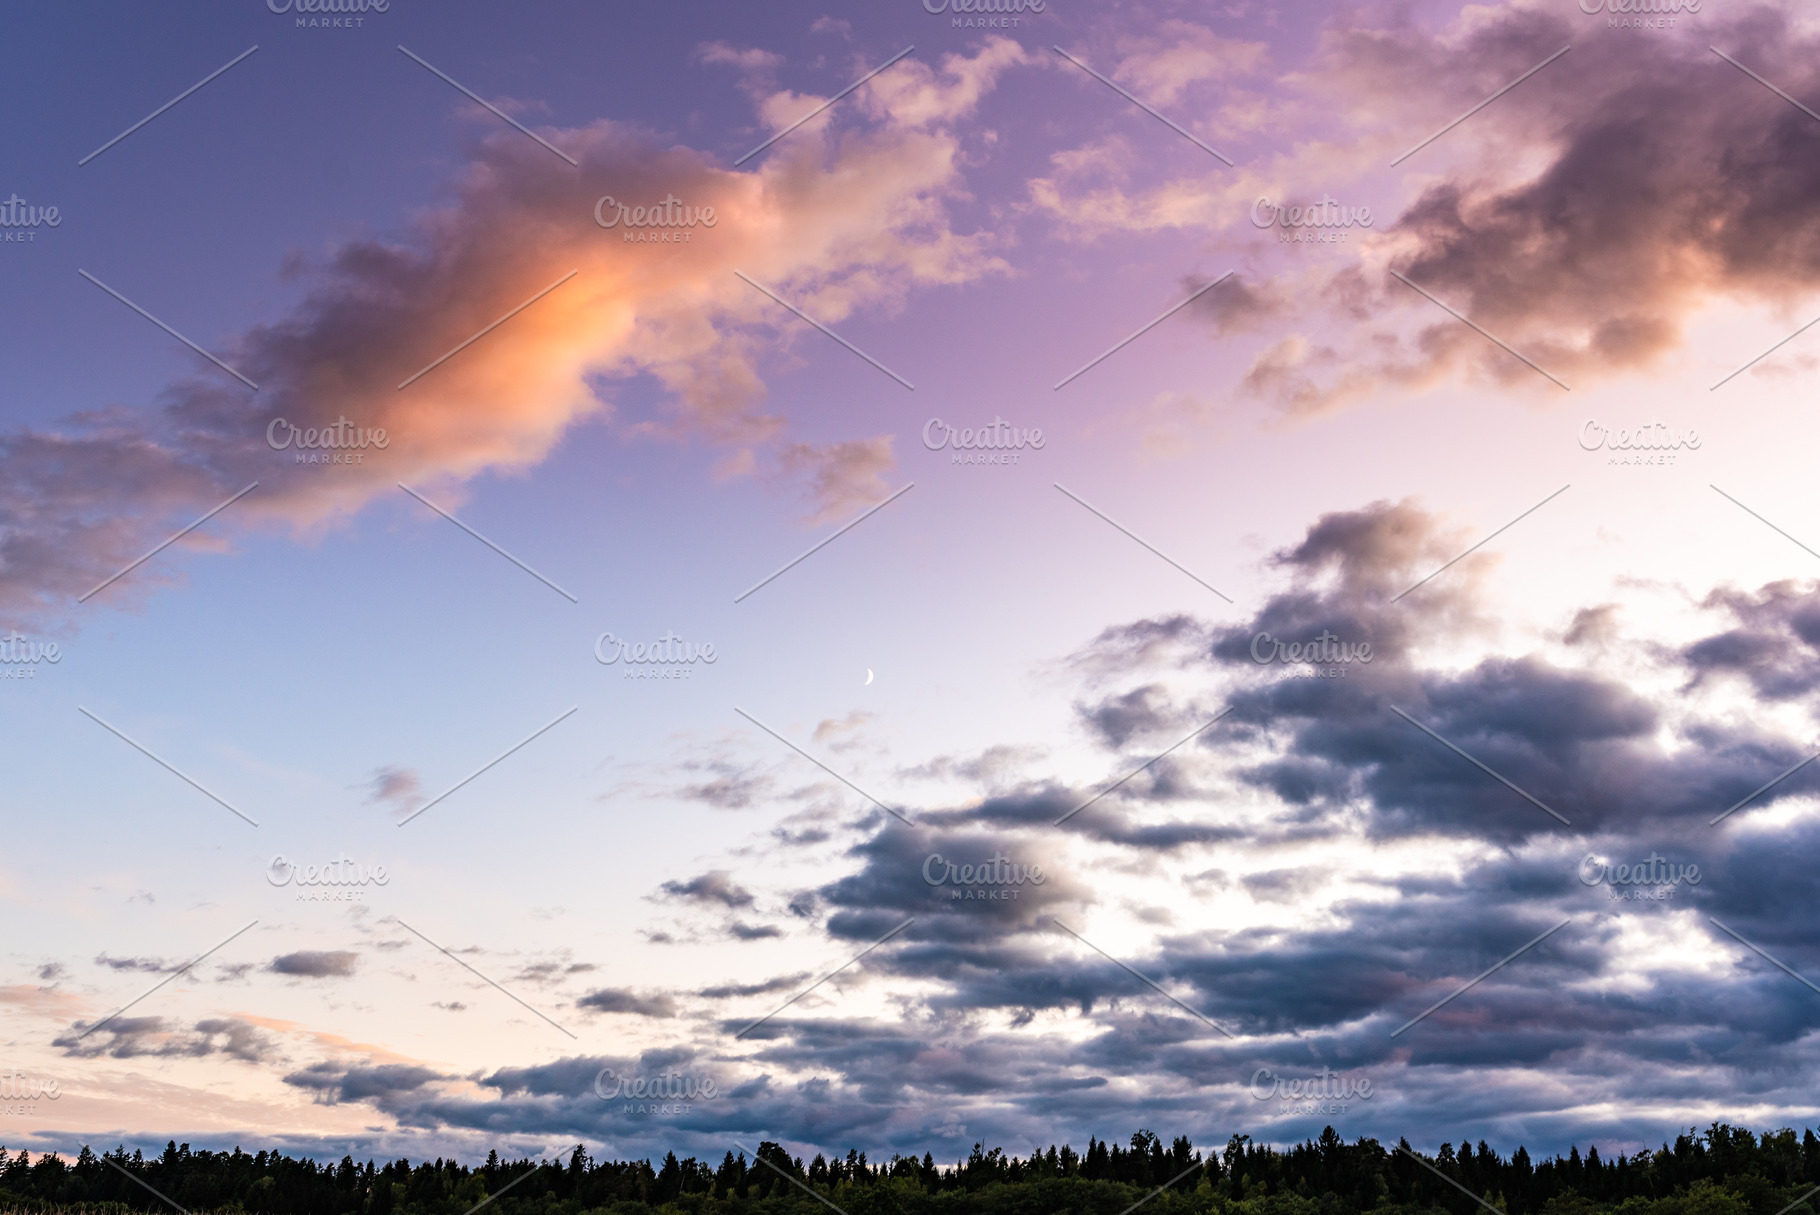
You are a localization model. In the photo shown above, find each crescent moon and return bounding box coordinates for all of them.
[865,669,874,685]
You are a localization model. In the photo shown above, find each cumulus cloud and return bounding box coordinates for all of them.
[1031,5,1820,417]
[6,40,1022,624]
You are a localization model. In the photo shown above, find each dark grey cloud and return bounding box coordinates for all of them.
[1684,581,1820,701]
[659,870,756,909]
[271,951,359,978]
[285,1061,446,1106]
[55,1015,277,1062]
[94,953,176,973]
[210,499,1820,1166]
[1234,6,1820,413]
[576,988,678,1017]
[697,973,812,1000]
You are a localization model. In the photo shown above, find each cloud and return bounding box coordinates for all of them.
[1683,580,1820,700]
[659,871,757,909]
[271,951,359,978]
[4,40,1022,624]
[513,961,598,986]
[575,988,678,1018]
[1110,21,1270,106]
[677,763,773,810]
[1031,7,1820,416]
[772,437,896,525]
[93,953,176,973]
[55,1015,278,1062]
[366,767,422,815]
[698,973,813,1000]
[285,1060,446,1106]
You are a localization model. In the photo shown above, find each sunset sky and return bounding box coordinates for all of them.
[4,0,1820,1170]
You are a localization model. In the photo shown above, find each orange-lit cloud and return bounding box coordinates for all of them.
[4,40,1025,622]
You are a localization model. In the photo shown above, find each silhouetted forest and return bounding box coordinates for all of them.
[3,1124,1819,1215]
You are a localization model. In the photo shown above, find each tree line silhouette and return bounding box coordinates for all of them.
[2,1124,1818,1215]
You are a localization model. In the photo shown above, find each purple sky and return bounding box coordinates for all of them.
[3,0,1820,1170]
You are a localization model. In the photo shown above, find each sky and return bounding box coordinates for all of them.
[4,0,1820,1173]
